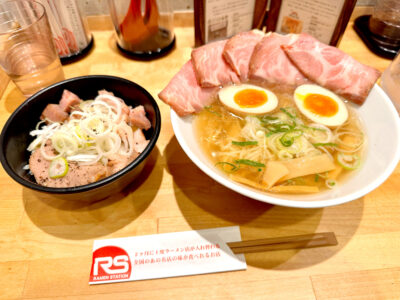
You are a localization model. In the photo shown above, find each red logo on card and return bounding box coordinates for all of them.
[90,246,132,282]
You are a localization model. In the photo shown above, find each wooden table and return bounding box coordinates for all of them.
[1,10,399,300]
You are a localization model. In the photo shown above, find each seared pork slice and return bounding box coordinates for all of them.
[133,128,150,153]
[158,60,218,116]
[59,90,82,112]
[129,105,151,130]
[29,144,107,188]
[191,40,240,87]
[223,30,264,81]
[106,127,147,175]
[106,151,139,175]
[98,90,114,96]
[97,90,130,123]
[249,33,308,86]
[282,33,381,104]
[41,104,68,123]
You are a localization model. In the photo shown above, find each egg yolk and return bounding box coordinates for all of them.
[303,93,338,117]
[234,89,268,108]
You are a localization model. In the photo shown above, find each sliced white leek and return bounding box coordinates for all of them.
[28,93,143,168]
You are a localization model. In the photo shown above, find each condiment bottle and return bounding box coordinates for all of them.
[108,0,175,58]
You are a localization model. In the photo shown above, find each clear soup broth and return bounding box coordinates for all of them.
[194,85,366,194]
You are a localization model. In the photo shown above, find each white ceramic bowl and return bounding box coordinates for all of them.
[171,85,400,208]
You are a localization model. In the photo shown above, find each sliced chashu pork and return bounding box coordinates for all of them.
[59,90,82,112]
[191,39,240,87]
[129,105,151,130]
[249,32,308,86]
[158,60,218,116]
[40,104,68,123]
[31,88,152,188]
[223,29,264,81]
[41,90,82,123]
[29,142,107,188]
[29,129,147,188]
[282,33,381,104]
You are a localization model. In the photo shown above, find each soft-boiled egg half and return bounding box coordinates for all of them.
[294,84,348,127]
[218,84,278,115]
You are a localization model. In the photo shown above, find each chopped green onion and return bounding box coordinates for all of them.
[234,159,265,168]
[301,125,326,132]
[204,106,221,117]
[280,107,296,119]
[279,129,303,147]
[49,157,69,179]
[285,179,294,185]
[265,122,295,133]
[215,162,238,172]
[232,140,258,146]
[280,136,294,147]
[326,179,337,189]
[337,153,361,170]
[314,174,320,182]
[266,131,278,137]
[258,116,278,123]
[313,142,338,147]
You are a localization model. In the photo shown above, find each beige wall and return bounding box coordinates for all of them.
[79,0,375,16]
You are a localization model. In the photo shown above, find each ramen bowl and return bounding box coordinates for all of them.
[171,84,400,208]
[0,75,161,202]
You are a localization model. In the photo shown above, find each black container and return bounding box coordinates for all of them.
[0,75,161,202]
[354,15,400,59]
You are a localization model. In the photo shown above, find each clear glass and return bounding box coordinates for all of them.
[0,0,64,97]
[381,51,400,114]
[108,0,175,57]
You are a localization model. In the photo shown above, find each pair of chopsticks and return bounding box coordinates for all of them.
[227,232,337,254]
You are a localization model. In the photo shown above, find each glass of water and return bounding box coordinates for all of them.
[381,50,400,114]
[0,0,64,98]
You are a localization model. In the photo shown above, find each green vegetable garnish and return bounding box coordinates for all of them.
[215,162,238,172]
[314,174,320,182]
[280,107,296,119]
[326,179,337,189]
[301,125,327,132]
[313,142,338,147]
[49,157,69,179]
[265,122,295,134]
[204,106,221,117]
[232,140,258,146]
[266,131,277,137]
[234,159,265,168]
[279,129,303,147]
[258,116,278,123]
[336,153,361,170]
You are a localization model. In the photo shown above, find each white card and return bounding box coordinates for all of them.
[89,226,247,284]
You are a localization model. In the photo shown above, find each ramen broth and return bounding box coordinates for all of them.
[194,85,366,193]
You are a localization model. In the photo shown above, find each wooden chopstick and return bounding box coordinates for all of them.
[227,232,337,254]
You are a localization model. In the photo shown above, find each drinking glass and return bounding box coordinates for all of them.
[0,0,65,97]
[381,50,400,114]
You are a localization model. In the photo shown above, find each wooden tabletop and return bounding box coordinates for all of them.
[1,10,400,300]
